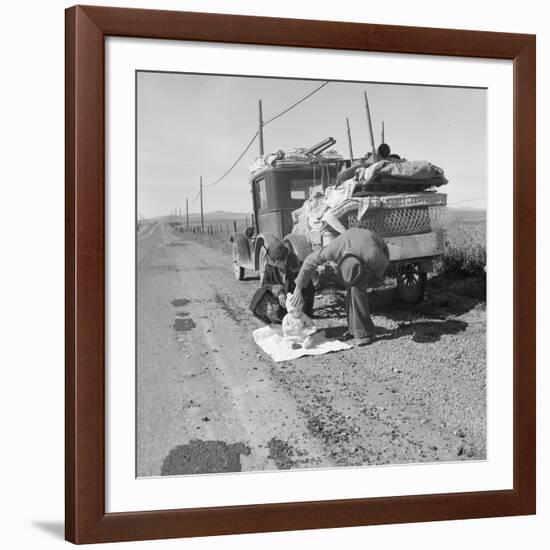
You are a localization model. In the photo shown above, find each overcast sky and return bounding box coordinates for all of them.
[137,71,486,218]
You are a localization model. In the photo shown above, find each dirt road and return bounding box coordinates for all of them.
[137,222,486,477]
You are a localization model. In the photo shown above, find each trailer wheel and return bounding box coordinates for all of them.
[396,263,427,303]
[232,243,245,281]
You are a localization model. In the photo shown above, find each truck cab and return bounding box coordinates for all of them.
[251,163,342,238]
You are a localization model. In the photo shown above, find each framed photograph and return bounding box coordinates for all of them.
[65,5,536,544]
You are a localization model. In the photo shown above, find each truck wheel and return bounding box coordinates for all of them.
[232,243,245,281]
[396,263,427,303]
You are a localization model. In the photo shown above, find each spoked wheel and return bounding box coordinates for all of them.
[396,263,427,303]
[232,243,245,281]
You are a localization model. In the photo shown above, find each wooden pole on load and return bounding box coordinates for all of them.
[200,177,204,232]
[258,100,264,156]
[363,90,376,157]
[346,117,354,161]
[186,198,189,230]
[381,120,385,144]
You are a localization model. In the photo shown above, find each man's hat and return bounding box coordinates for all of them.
[338,254,366,287]
[266,240,289,263]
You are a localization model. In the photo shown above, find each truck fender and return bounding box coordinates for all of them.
[283,233,313,262]
[229,232,251,266]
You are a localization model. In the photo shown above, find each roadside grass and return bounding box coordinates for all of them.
[177,227,234,255]
[440,220,486,278]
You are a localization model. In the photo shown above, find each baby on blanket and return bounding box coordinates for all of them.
[282,293,317,349]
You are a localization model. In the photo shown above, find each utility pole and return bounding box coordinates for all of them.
[258,99,264,156]
[179,206,181,225]
[346,117,354,161]
[186,197,189,230]
[200,176,204,232]
[363,90,376,158]
[381,120,385,144]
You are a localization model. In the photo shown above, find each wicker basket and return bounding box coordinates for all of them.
[352,206,448,237]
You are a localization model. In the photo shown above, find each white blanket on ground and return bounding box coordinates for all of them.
[252,326,351,363]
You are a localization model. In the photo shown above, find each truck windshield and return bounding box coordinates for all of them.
[255,178,268,210]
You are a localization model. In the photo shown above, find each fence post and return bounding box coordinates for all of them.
[233,220,237,233]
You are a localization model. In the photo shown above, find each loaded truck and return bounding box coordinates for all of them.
[230,136,448,303]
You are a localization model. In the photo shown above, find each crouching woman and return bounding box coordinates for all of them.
[249,239,315,324]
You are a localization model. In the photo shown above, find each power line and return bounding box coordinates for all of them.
[188,187,201,205]
[203,130,259,188]
[263,81,330,126]
[202,81,330,188]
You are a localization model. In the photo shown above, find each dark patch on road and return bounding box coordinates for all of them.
[167,241,189,246]
[161,439,251,475]
[173,318,196,332]
[176,312,190,317]
[171,298,190,307]
[267,437,306,470]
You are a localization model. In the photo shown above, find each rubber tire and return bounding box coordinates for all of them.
[396,264,427,303]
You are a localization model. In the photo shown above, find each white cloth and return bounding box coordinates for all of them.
[325,179,355,208]
[252,326,351,363]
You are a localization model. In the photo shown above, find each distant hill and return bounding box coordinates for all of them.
[184,211,250,223]
[448,207,486,224]
[151,211,249,223]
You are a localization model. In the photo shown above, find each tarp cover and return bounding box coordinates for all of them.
[363,160,447,187]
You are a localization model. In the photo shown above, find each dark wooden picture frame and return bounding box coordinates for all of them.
[65,5,536,544]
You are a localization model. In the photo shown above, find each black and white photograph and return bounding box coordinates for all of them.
[136,72,487,478]
[3,0,545,548]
